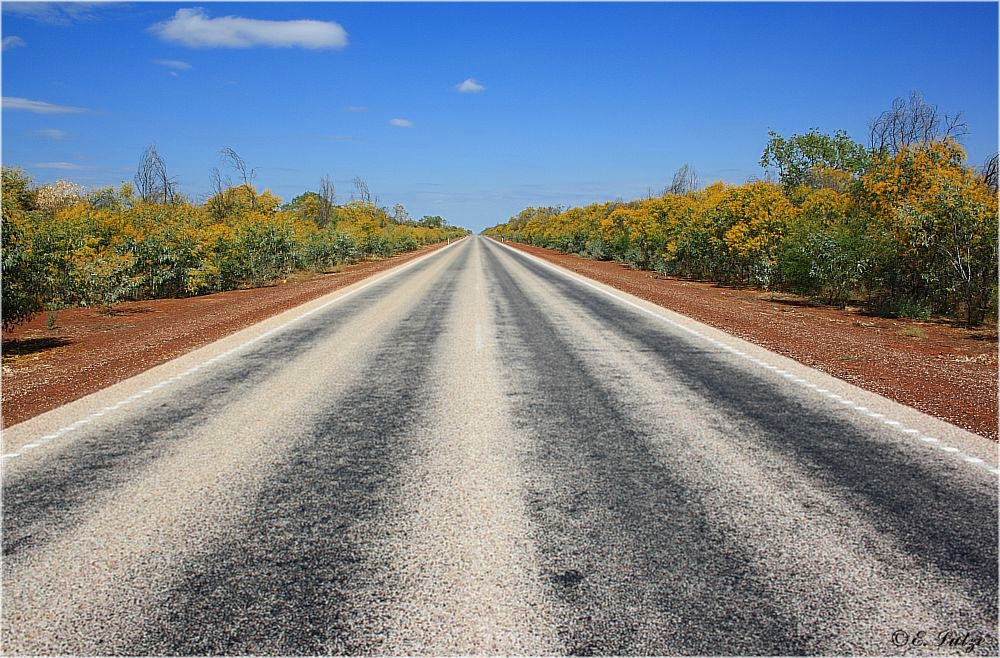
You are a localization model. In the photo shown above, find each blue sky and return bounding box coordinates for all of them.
[2,2,997,232]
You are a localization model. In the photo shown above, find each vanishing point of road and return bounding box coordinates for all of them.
[2,236,997,655]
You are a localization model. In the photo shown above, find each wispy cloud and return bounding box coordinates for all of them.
[31,161,83,170]
[345,105,368,113]
[3,97,88,114]
[456,78,486,94]
[154,59,192,70]
[2,2,109,25]
[150,8,348,49]
[35,128,67,140]
[390,118,414,128]
[2,36,26,51]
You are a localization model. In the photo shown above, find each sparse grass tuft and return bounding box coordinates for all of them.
[898,326,928,339]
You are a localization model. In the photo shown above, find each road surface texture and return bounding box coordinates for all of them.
[2,236,997,656]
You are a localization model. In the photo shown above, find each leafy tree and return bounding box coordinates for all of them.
[35,180,85,213]
[2,167,36,212]
[2,168,46,329]
[857,140,997,324]
[760,129,869,194]
[392,203,410,225]
[283,191,326,224]
[781,188,862,305]
[707,182,799,287]
[419,215,446,229]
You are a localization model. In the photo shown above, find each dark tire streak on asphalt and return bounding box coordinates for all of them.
[497,242,999,617]
[482,244,806,655]
[1,258,440,560]
[126,247,469,656]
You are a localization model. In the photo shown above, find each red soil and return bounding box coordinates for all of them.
[1,243,449,428]
[504,241,998,440]
[3,238,996,440]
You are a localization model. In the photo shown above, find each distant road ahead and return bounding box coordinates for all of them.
[2,236,996,655]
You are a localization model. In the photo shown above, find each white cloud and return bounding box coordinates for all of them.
[154,59,192,70]
[456,78,486,94]
[3,97,88,114]
[390,118,414,128]
[31,162,83,170]
[35,128,67,140]
[2,2,108,25]
[2,36,26,51]
[150,8,348,49]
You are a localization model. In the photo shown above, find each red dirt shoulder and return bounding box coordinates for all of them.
[504,241,998,441]
[1,243,449,428]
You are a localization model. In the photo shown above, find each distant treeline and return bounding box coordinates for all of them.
[485,96,998,326]
[2,161,468,330]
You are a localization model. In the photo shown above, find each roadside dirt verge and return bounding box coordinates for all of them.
[1,242,451,428]
[500,240,998,441]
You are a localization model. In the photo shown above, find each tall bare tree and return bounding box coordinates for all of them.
[352,176,372,205]
[318,174,336,227]
[869,91,968,155]
[352,176,383,226]
[666,163,699,195]
[134,144,176,204]
[219,147,257,209]
[981,153,998,193]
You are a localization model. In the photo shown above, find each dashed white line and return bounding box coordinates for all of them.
[493,239,998,477]
[1,239,466,461]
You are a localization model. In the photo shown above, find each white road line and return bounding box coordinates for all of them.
[1,239,465,461]
[492,239,997,477]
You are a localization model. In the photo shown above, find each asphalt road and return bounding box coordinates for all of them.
[2,235,997,655]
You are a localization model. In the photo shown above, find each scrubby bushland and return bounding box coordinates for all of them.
[485,138,997,326]
[2,168,467,330]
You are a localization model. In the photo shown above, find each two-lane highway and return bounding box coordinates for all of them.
[2,235,996,655]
